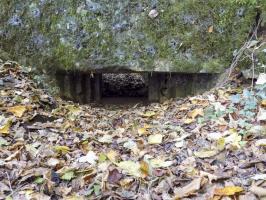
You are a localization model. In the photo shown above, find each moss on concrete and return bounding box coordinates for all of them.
[0,0,262,73]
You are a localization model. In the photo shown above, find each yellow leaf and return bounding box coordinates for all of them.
[141,111,156,118]
[119,178,134,188]
[0,119,12,135]
[217,138,225,151]
[225,132,241,148]
[190,98,209,106]
[208,25,214,33]
[64,195,85,200]
[138,128,148,135]
[214,186,243,196]
[7,105,27,118]
[140,160,150,177]
[179,105,190,111]
[148,134,163,145]
[117,161,141,177]
[184,118,195,124]
[261,100,266,107]
[187,108,204,119]
[106,150,118,163]
[54,146,70,154]
[194,149,218,158]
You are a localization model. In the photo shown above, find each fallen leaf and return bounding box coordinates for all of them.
[257,108,266,122]
[34,177,45,184]
[261,100,266,107]
[106,150,118,163]
[61,171,75,181]
[184,118,195,124]
[78,151,98,165]
[138,127,148,135]
[208,25,214,33]
[239,193,258,200]
[0,137,9,146]
[179,105,190,111]
[187,108,204,119]
[214,186,244,196]
[141,111,156,118]
[251,174,266,180]
[0,118,12,135]
[217,137,225,151]
[54,146,70,154]
[66,105,82,121]
[123,140,139,154]
[117,161,141,177]
[255,139,266,147]
[108,168,123,184]
[25,144,38,157]
[194,149,218,158]
[208,132,223,141]
[47,158,60,167]
[28,192,50,200]
[200,171,218,183]
[175,140,184,148]
[250,184,266,197]
[174,178,202,198]
[140,160,150,177]
[7,105,27,117]
[256,73,266,85]
[5,147,23,161]
[224,131,242,148]
[64,195,85,200]
[148,134,163,144]
[98,135,113,143]
[150,159,173,168]
[119,178,134,188]
[98,153,107,162]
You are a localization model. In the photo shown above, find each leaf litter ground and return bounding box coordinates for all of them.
[0,61,265,200]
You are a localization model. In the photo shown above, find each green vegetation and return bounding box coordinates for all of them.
[0,0,264,73]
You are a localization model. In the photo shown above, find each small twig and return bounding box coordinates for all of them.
[222,18,262,86]
[5,172,14,195]
[251,50,255,89]
[251,41,266,89]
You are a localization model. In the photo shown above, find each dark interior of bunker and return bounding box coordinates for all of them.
[102,73,148,98]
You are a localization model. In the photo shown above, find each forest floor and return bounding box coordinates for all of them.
[0,61,265,200]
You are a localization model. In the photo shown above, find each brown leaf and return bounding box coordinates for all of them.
[108,169,123,184]
[208,26,214,33]
[187,108,204,119]
[174,178,202,198]
[250,184,266,197]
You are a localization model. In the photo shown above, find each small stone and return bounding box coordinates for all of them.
[148,9,159,19]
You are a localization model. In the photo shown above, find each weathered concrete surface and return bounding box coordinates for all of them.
[0,1,262,73]
[55,71,219,103]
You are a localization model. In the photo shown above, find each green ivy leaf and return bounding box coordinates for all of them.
[34,177,44,184]
[93,184,101,196]
[0,137,9,147]
[98,153,107,162]
[61,171,75,181]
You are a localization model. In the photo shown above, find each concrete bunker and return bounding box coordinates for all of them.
[1,1,262,103]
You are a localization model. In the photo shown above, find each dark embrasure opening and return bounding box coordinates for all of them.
[102,73,148,97]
